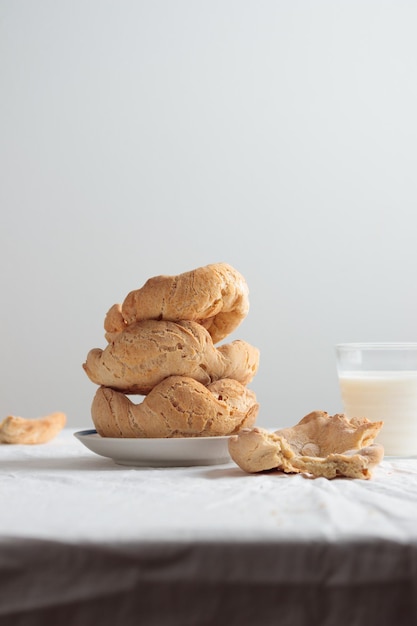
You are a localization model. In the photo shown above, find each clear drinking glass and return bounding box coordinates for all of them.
[335,343,417,457]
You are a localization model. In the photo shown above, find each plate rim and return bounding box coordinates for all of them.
[73,429,232,443]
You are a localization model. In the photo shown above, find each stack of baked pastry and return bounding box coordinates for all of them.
[83,263,260,438]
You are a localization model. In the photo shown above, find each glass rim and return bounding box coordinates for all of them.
[336,342,417,351]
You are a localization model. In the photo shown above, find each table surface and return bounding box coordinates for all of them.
[2,429,417,626]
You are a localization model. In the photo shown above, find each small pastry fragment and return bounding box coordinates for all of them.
[0,412,66,444]
[228,411,384,480]
[91,375,259,438]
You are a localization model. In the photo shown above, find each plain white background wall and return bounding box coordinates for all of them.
[1,0,417,430]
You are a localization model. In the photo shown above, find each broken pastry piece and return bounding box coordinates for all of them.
[0,412,66,444]
[228,411,384,479]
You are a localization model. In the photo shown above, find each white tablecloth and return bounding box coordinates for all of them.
[1,429,417,625]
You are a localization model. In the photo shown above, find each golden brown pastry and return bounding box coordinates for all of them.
[91,376,259,438]
[0,412,66,444]
[83,319,259,394]
[104,262,249,344]
[228,411,384,479]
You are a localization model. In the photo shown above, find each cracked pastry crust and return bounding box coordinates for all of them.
[103,262,249,344]
[228,411,384,479]
[0,412,66,444]
[91,376,259,438]
[83,319,259,394]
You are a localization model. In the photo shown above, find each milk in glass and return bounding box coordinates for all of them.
[336,343,417,457]
[339,370,417,456]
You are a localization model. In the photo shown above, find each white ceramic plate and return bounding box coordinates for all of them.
[74,429,232,467]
